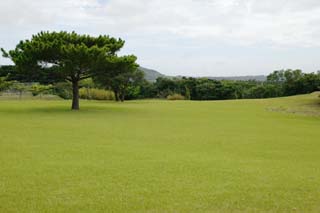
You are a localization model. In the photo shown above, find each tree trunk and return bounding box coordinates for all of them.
[114,90,120,102]
[72,81,80,110]
[86,88,90,100]
[120,92,125,102]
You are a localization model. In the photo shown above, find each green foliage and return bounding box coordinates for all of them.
[1,31,125,109]
[0,64,64,84]
[79,88,115,100]
[30,84,53,97]
[154,77,180,98]
[142,70,320,101]
[184,86,191,100]
[138,80,158,99]
[194,78,224,100]
[124,85,141,100]
[94,55,142,102]
[0,76,13,92]
[167,93,185,100]
[0,65,15,78]
[79,78,95,88]
[10,82,26,92]
[52,82,72,99]
[244,84,282,99]
[267,69,320,96]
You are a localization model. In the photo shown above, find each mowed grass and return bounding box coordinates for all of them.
[0,93,320,212]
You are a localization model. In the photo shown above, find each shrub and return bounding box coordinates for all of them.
[52,82,72,99]
[79,88,115,100]
[30,84,53,97]
[167,93,185,100]
[125,85,140,100]
[185,87,191,100]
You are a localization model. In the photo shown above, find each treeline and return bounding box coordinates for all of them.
[51,69,320,100]
[136,69,320,100]
[1,66,320,101]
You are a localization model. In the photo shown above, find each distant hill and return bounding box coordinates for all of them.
[140,66,267,82]
[207,75,267,81]
[139,67,165,82]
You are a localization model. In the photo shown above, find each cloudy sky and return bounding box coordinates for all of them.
[1,0,320,76]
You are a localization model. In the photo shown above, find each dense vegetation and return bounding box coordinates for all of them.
[137,69,320,100]
[1,67,320,102]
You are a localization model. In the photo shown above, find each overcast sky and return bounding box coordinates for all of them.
[1,0,320,76]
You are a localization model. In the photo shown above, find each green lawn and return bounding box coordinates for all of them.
[0,93,320,212]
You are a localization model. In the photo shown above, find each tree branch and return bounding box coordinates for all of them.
[80,75,92,80]
[65,77,73,82]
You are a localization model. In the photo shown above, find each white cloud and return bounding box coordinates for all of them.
[1,0,320,75]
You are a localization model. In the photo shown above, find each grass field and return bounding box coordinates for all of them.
[0,93,320,212]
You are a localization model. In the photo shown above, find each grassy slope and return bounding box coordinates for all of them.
[0,93,319,212]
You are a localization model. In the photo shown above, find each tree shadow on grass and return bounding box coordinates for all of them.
[0,101,144,116]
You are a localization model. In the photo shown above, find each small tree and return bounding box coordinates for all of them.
[11,82,27,99]
[94,55,143,102]
[1,31,125,110]
[30,84,53,98]
[184,86,191,100]
[0,76,13,94]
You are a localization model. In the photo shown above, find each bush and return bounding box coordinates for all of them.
[244,84,282,99]
[79,88,115,100]
[30,84,53,97]
[125,85,141,100]
[167,93,185,100]
[52,82,72,99]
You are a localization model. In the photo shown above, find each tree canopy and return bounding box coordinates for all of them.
[1,31,125,109]
[93,55,143,101]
